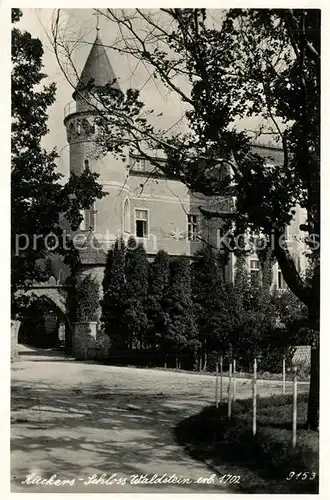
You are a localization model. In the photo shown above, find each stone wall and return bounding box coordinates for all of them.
[72,321,110,360]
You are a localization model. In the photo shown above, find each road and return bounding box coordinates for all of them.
[11,346,309,493]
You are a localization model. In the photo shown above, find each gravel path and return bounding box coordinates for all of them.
[11,348,309,493]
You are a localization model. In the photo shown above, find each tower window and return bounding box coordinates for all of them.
[79,204,96,231]
[135,209,148,238]
[250,259,261,284]
[84,159,90,170]
[187,215,199,241]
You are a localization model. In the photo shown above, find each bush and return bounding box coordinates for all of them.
[75,274,100,322]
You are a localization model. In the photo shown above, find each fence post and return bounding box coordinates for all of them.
[215,361,219,408]
[220,356,223,404]
[233,358,237,401]
[228,362,232,419]
[252,358,257,436]
[282,357,286,395]
[292,366,297,449]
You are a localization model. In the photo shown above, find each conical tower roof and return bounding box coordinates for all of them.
[73,33,120,99]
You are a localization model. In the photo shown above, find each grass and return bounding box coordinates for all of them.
[102,362,310,382]
[175,392,318,494]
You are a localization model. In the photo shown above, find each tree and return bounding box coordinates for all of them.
[101,238,126,348]
[75,274,100,322]
[163,257,198,368]
[146,249,170,350]
[11,8,106,317]
[122,237,149,350]
[52,8,319,427]
[192,246,230,370]
[274,289,309,343]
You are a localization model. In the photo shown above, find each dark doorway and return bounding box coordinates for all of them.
[18,297,68,349]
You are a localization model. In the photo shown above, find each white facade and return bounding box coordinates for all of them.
[63,32,309,290]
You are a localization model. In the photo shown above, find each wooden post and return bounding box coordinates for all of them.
[220,356,223,404]
[252,358,257,436]
[233,358,237,401]
[282,357,286,395]
[292,366,298,449]
[215,361,219,408]
[228,362,232,419]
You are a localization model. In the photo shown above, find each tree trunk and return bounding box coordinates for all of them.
[307,342,319,430]
[306,307,319,430]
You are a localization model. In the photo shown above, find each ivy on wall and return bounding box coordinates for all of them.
[75,274,100,322]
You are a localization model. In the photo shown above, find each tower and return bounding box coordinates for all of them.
[64,28,130,248]
[63,26,131,359]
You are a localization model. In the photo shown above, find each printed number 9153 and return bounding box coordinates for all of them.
[286,471,316,481]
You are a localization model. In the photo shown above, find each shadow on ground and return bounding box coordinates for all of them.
[174,402,318,494]
[11,377,228,493]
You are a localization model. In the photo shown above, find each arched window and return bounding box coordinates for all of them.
[123,198,130,233]
[84,159,90,170]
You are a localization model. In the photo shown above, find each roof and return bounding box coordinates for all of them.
[76,233,107,265]
[73,33,120,98]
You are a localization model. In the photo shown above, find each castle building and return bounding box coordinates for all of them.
[63,30,308,291]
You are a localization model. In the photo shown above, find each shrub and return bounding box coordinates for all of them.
[75,274,100,322]
[101,238,126,346]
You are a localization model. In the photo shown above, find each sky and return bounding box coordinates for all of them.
[16,8,191,180]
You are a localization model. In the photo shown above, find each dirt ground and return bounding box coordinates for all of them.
[11,346,309,493]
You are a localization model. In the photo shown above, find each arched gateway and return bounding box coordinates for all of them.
[13,282,73,355]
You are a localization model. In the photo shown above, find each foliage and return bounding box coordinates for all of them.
[11,9,106,316]
[75,274,100,322]
[163,257,198,366]
[192,246,231,366]
[101,238,126,347]
[55,8,320,314]
[146,249,170,349]
[53,7,320,426]
[122,237,149,349]
[274,289,309,341]
[100,241,308,371]
[235,257,296,370]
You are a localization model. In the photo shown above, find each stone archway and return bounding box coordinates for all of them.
[13,285,73,355]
